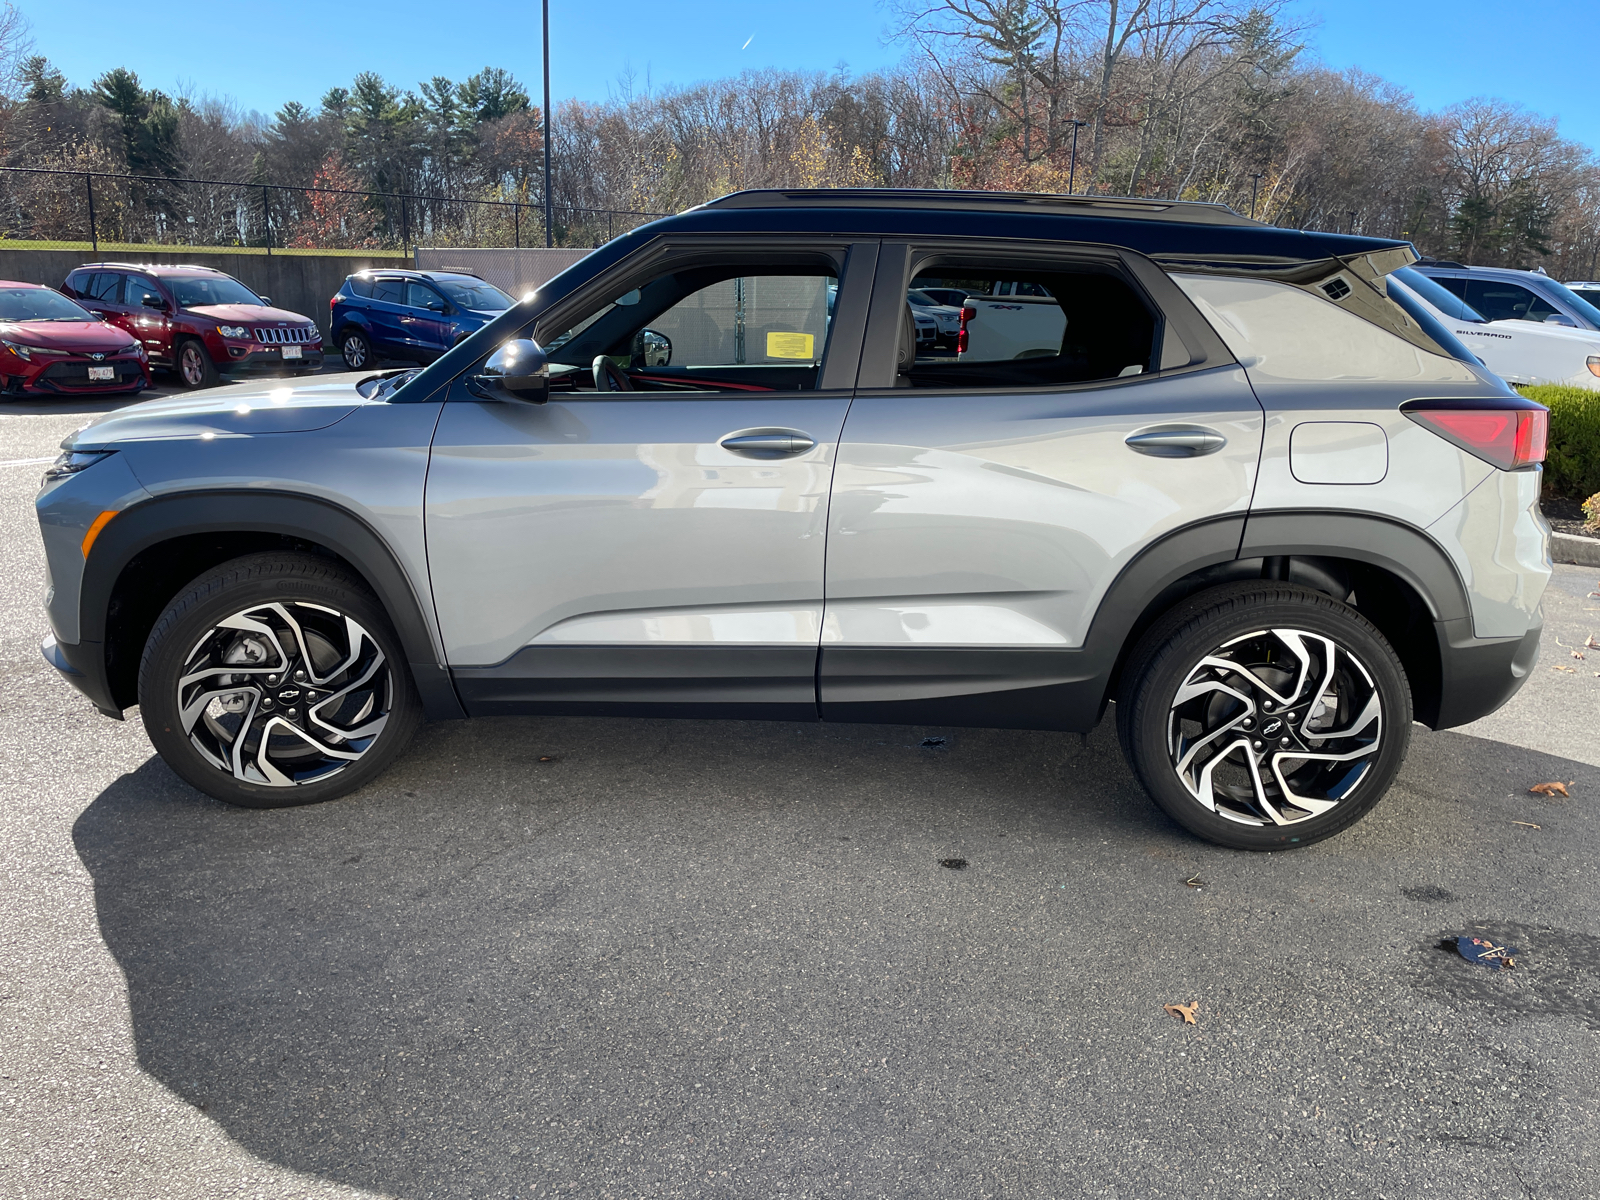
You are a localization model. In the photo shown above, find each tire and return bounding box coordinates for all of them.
[138,553,422,808]
[1115,583,1412,850]
[174,338,219,389]
[340,328,373,371]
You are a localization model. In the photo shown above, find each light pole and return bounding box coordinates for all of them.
[542,0,553,248]
[1249,171,1264,220]
[1347,210,1357,235]
[1066,119,1087,195]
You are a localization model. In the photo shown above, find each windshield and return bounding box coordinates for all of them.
[1540,279,1600,328]
[435,277,513,311]
[1390,268,1484,322]
[169,276,264,309]
[0,287,94,322]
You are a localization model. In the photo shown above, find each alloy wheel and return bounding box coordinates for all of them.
[1166,627,1384,827]
[176,600,393,787]
[343,334,369,369]
[179,344,206,386]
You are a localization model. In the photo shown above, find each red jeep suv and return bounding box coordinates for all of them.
[62,263,323,388]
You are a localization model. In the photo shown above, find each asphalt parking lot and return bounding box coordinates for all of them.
[2,385,1599,1199]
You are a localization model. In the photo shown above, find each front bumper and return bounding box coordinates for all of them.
[1431,617,1542,729]
[42,633,123,719]
[218,344,325,374]
[5,359,149,394]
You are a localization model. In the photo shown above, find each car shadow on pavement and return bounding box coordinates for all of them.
[73,716,1600,1198]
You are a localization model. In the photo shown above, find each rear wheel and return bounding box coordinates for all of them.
[138,553,421,808]
[174,338,218,388]
[340,329,373,371]
[1116,584,1411,850]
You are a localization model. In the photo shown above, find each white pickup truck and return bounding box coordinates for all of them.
[957,290,1067,361]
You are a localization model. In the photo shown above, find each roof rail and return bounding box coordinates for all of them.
[698,188,1263,227]
[81,261,223,272]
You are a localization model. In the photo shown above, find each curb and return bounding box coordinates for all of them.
[1551,531,1600,567]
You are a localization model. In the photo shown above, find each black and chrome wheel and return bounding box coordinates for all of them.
[1117,584,1411,849]
[139,553,420,808]
[341,329,373,371]
[174,338,218,388]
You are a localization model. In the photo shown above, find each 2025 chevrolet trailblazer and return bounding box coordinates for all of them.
[35,190,1551,850]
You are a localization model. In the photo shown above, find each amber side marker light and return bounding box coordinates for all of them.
[1402,401,1547,470]
[81,510,118,558]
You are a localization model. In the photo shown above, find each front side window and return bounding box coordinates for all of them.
[540,264,837,393]
[405,281,442,310]
[893,264,1157,389]
[168,275,263,309]
[1463,279,1559,323]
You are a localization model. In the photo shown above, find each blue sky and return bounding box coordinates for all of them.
[26,0,1600,151]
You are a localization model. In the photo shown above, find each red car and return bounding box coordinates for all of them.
[61,262,323,389]
[0,280,149,397]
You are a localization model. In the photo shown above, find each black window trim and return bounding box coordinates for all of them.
[853,237,1232,395]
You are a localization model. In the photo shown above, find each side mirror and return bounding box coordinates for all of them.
[633,328,671,367]
[259,295,272,305]
[469,338,549,404]
[140,293,165,310]
[92,310,108,321]
[426,299,447,313]
[1544,313,1578,327]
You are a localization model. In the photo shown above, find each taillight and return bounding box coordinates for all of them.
[1403,401,1548,470]
[958,305,975,355]
[331,294,342,306]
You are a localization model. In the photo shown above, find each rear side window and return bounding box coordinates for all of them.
[1174,275,1475,383]
[898,263,1157,389]
[347,276,373,299]
[370,278,404,304]
[78,272,124,303]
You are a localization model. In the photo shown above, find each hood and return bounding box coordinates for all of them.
[0,320,138,352]
[1484,318,1600,350]
[186,303,317,326]
[67,378,366,449]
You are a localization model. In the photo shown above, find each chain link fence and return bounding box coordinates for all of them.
[0,167,667,255]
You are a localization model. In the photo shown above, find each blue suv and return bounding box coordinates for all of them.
[330,270,514,370]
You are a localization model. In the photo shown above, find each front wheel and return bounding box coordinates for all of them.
[174,338,218,388]
[138,553,421,808]
[1116,584,1412,850]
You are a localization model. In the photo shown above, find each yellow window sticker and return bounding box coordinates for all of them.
[766,331,815,360]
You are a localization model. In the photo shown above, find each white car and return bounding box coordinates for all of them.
[907,288,962,344]
[1388,267,1600,391]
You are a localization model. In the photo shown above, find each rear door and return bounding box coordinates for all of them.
[403,280,452,360]
[365,276,411,358]
[819,241,1262,730]
[424,239,877,716]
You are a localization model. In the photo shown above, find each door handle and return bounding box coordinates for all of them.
[1125,426,1227,457]
[720,432,816,455]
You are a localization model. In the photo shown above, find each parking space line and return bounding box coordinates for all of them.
[0,457,58,468]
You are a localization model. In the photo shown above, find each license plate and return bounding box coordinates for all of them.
[88,366,114,381]
[281,346,302,360]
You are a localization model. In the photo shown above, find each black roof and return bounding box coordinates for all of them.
[701,188,1262,228]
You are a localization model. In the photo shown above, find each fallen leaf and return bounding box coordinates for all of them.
[1512,821,1542,829]
[1552,665,1577,673]
[1586,635,1600,649]
[1164,1001,1199,1025]
[1574,651,1588,660]
[1528,781,1572,797]
[1184,874,1206,889]
[537,755,558,763]
[1457,936,1520,970]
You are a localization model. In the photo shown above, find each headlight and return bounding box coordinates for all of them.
[43,449,114,482]
[217,325,250,339]
[1,339,68,360]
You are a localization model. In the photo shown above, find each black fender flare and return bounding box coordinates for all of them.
[83,490,465,720]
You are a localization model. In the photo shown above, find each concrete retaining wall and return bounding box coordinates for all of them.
[0,247,412,337]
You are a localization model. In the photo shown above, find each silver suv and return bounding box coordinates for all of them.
[36,190,1551,850]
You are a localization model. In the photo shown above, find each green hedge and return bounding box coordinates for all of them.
[1514,384,1600,500]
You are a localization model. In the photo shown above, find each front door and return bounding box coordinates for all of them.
[402,280,452,360]
[424,241,877,717]
[819,242,1263,730]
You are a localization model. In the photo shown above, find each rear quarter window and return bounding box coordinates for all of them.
[347,276,373,299]
[1173,275,1476,383]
